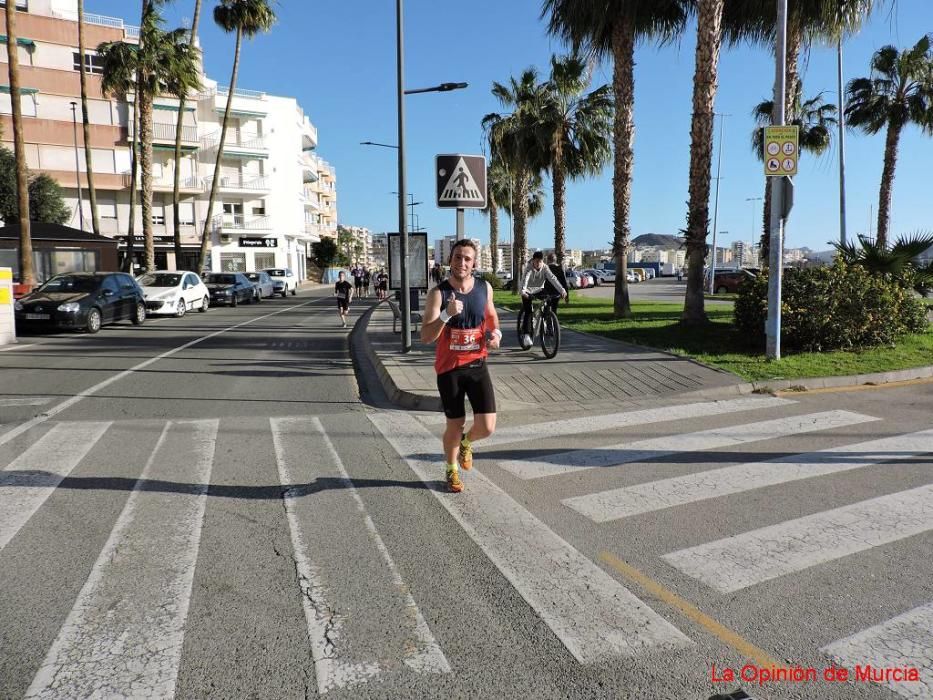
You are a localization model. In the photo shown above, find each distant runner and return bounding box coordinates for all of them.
[334,271,353,328]
[421,239,501,493]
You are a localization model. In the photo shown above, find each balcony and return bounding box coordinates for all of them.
[49,9,140,40]
[121,173,203,194]
[204,175,271,194]
[211,214,272,232]
[128,121,199,148]
[200,132,268,159]
[200,86,269,118]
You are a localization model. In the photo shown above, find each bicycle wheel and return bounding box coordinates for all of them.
[540,309,560,359]
[516,309,532,350]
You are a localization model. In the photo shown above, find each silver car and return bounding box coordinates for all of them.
[244,271,275,300]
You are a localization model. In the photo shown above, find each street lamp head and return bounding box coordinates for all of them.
[436,82,468,92]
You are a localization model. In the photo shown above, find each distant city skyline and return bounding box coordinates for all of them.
[89,0,931,254]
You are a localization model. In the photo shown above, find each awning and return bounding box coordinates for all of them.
[215,107,267,118]
[153,103,196,112]
[0,36,36,48]
[0,85,39,95]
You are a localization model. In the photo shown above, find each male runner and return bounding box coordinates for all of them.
[421,239,501,493]
[334,271,353,327]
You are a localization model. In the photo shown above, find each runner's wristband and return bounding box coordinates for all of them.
[439,310,450,324]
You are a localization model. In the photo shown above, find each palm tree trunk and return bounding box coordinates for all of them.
[172,0,202,270]
[610,12,635,319]
[683,0,724,324]
[875,121,901,249]
[199,27,243,273]
[513,170,529,279]
[138,82,155,272]
[489,195,499,272]
[77,0,100,236]
[125,97,140,272]
[5,1,33,287]
[552,159,566,265]
[785,21,802,115]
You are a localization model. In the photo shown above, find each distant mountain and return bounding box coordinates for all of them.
[632,233,684,248]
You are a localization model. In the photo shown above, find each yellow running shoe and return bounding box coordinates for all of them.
[447,467,463,493]
[458,434,473,471]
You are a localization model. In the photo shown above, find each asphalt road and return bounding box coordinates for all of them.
[0,287,930,699]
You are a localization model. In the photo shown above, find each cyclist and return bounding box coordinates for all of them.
[421,239,501,493]
[520,251,566,348]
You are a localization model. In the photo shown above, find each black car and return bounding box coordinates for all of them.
[204,272,255,307]
[14,272,146,334]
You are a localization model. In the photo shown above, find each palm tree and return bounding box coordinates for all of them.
[542,0,691,318]
[682,0,726,325]
[172,0,202,270]
[539,54,612,266]
[198,0,277,273]
[77,0,100,236]
[98,39,141,271]
[4,0,33,288]
[482,69,550,282]
[846,35,933,248]
[751,90,837,261]
[479,156,510,274]
[833,231,933,291]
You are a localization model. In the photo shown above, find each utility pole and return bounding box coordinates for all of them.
[766,0,788,360]
[837,37,848,247]
[708,113,728,294]
[70,102,85,231]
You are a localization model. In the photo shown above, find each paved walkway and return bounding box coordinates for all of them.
[356,300,745,414]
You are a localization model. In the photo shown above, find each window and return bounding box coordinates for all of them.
[73,52,105,75]
[151,201,165,226]
[178,201,195,226]
[220,253,246,272]
[254,253,275,270]
[118,274,138,292]
[98,194,117,220]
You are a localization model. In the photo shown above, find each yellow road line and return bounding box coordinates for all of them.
[776,375,933,396]
[599,551,783,669]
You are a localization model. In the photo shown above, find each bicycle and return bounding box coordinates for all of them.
[516,294,561,359]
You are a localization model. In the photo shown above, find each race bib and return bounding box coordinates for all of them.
[448,326,482,352]
[336,292,346,299]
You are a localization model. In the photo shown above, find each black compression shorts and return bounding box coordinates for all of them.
[436,359,496,420]
[337,298,349,311]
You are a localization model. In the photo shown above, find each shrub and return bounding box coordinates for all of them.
[480,271,503,290]
[734,261,929,353]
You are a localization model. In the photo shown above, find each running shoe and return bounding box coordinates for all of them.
[446,467,463,493]
[458,434,473,471]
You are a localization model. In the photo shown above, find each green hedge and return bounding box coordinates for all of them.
[734,262,929,353]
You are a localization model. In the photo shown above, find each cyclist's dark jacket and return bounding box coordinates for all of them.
[434,279,490,375]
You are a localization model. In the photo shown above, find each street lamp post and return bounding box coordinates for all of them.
[70,101,84,231]
[708,113,729,294]
[745,196,763,242]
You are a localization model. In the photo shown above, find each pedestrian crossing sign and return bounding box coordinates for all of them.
[436,154,487,209]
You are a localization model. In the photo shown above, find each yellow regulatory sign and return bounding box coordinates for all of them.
[763,125,799,177]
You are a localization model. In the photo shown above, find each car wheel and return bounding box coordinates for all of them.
[254,290,261,303]
[281,289,287,298]
[176,298,186,317]
[199,295,209,312]
[132,302,146,325]
[231,294,238,308]
[716,285,728,294]
[86,308,102,334]
[290,285,296,296]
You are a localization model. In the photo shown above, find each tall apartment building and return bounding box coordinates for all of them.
[0,0,336,280]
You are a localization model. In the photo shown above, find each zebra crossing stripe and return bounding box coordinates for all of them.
[0,397,52,406]
[0,421,111,552]
[500,410,877,480]
[369,411,693,664]
[271,417,449,694]
[26,420,217,699]
[564,428,933,523]
[821,601,933,699]
[662,483,933,594]
[419,396,794,440]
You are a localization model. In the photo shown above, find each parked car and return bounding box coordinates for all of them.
[204,272,255,307]
[263,268,298,297]
[582,269,604,286]
[626,271,638,283]
[244,271,275,299]
[598,269,616,283]
[137,270,209,317]
[712,269,757,294]
[14,272,146,334]
[564,269,584,289]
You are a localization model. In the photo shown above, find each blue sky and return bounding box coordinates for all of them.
[91,0,931,254]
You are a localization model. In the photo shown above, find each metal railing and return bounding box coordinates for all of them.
[211,214,271,231]
[129,122,198,143]
[200,132,267,152]
[124,25,140,39]
[204,175,269,191]
[217,85,266,99]
[121,173,202,191]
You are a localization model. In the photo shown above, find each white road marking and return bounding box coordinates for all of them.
[662,483,933,594]
[0,298,326,448]
[26,420,217,699]
[0,397,52,406]
[419,396,794,442]
[0,343,37,352]
[0,421,111,552]
[271,417,449,694]
[369,411,693,664]
[564,428,933,522]
[822,601,933,699]
[501,410,877,480]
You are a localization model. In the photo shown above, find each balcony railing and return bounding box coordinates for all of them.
[122,173,202,191]
[200,133,267,152]
[211,214,271,231]
[129,122,199,143]
[204,175,270,191]
[217,85,266,99]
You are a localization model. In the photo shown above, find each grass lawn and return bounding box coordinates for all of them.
[493,290,933,383]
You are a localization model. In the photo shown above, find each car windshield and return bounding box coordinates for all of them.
[266,269,286,276]
[38,275,99,293]
[244,273,260,281]
[138,273,181,287]
[206,274,236,285]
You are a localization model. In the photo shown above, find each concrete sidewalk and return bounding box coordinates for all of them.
[355,300,745,414]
